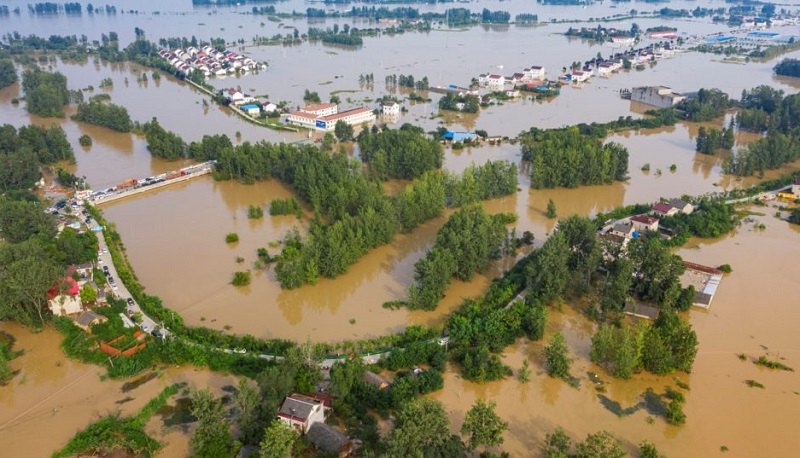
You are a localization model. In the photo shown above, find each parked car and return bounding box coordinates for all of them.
[126,298,134,306]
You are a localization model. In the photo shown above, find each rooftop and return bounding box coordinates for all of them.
[653,202,674,213]
[303,102,336,112]
[307,423,350,454]
[278,394,321,421]
[631,214,659,225]
[321,107,373,122]
[75,310,106,327]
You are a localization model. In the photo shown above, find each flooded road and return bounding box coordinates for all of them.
[432,210,800,457]
[0,323,237,457]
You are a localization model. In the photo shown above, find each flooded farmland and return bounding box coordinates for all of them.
[1,0,800,455]
[0,323,238,457]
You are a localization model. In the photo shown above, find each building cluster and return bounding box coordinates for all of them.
[286,103,376,132]
[478,65,546,91]
[564,43,676,83]
[224,88,277,117]
[598,198,694,247]
[157,45,266,78]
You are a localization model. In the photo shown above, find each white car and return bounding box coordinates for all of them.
[112,284,119,290]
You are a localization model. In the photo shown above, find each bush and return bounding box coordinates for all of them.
[225,233,239,243]
[232,271,251,286]
[717,263,732,273]
[247,205,263,219]
[79,134,92,146]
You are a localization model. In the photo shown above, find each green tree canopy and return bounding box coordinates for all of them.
[460,399,508,450]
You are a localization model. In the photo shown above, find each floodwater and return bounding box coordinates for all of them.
[2,2,800,456]
[431,209,800,457]
[0,323,238,457]
[2,1,798,341]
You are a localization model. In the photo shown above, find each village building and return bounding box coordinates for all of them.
[286,105,376,132]
[630,214,660,233]
[381,102,400,115]
[669,198,694,214]
[651,202,679,218]
[363,371,390,390]
[307,423,353,457]
[226,89,244,103]
[486,74,505,90]
[570,70,591,83]
[240,103,261,116]
[630,86,686,108]
[610,220,635,239]
[792,177,800,197]
[525,65,546,81]
[74,310,108,332]
[680,262,724,309]
[277,394,326,433]
[302,103,338,117]
[48,276,82,317]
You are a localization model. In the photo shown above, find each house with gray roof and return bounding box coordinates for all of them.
[277,393,326,433]
[307,422,353,457]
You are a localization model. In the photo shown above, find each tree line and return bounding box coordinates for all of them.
[357,124,443,180]
[406,206,511,310]
[73,99,133,132]
[695,124,734,154]
[0,50,16,89]
[0,196,97,328]
[0,123,74,193]
[521,126,629,188]
[725,85,800,176]
[22,68,71,117]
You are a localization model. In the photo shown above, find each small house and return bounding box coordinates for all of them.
[610,220,635,239]
[226,88,244,102]
[526,65,546,81]
[630,214,660,232]
[363,371,390,389]
[651,202,678,218]
[570,71,590,83]
[261,101,278,113]
[277,394,326,434]
[669,199,694,215]
[792,177,800,197]
[240,103,261,116]
[381,102,400,115]
[75,310,108,332]
[48,276,82,317]
[486,74,505,90]
[442,131,479,143]
[307,423,353,457]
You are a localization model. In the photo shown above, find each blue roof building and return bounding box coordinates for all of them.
[443,131,479,142]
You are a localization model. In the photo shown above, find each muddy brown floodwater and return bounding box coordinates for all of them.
[98,111,800,342]
[432,207,800,457]
[0,323,237,457]
[2,3,800,455]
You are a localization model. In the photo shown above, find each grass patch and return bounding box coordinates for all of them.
[745,379,765,388]
[52,384,182,458]
[754,355,794,371]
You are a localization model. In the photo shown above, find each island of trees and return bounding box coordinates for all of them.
[521,126,629,188]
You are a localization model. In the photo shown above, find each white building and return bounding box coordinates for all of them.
[486,74,505,90]
[631,86,686,108]
[278,394,326,434]
[381,102,400,115]
[287,105,376,132]
[571,71,591,83]
[525,65,546,81]
[302,102,338,117]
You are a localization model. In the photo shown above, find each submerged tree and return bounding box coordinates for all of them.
[461,399,508,450]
